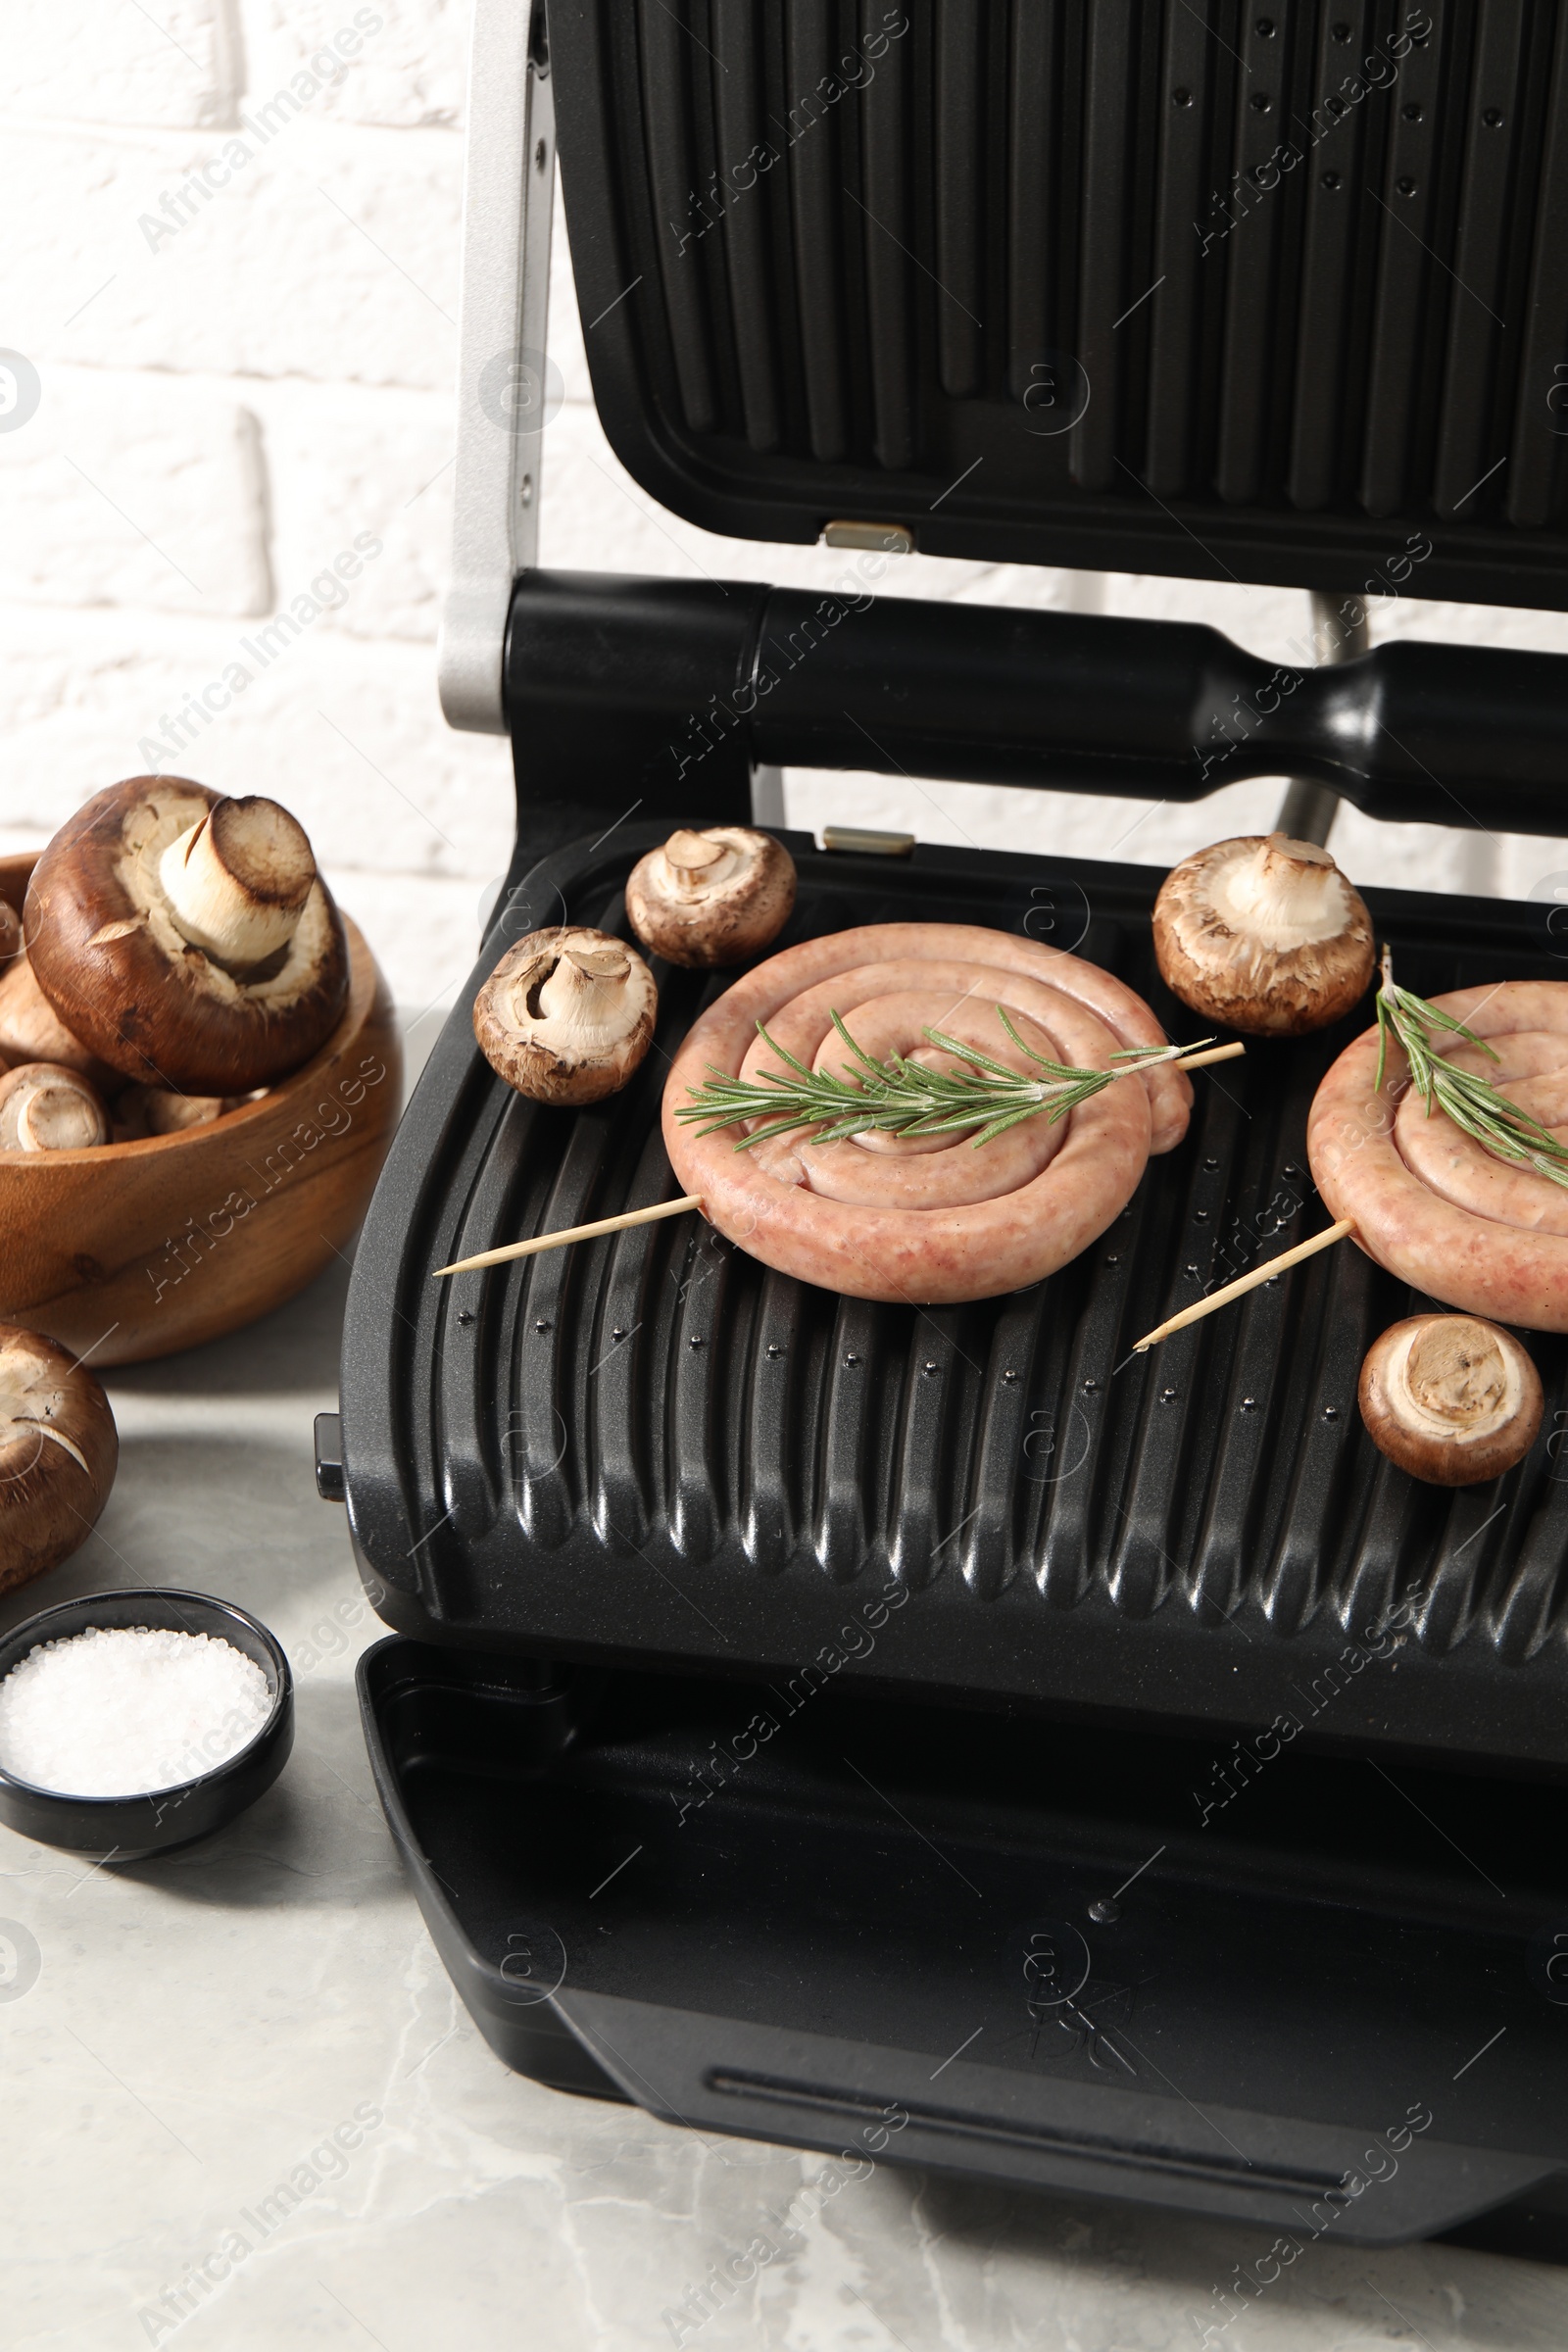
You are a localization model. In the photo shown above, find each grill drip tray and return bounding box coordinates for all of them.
[342,829,1568,1771]
[359,1637,1568,2247]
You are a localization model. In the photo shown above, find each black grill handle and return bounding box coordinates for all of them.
[506,569,1568,845]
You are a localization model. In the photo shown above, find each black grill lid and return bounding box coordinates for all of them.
[550,0,1568,606]
[341,825,1568,1772]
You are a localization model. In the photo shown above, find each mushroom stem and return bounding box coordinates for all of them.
[537,947,633,1039]
[159,797,317,971]
[664,829,736,891]
[1217,834,1349,950]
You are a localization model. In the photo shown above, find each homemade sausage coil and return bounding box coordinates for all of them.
[662,923,1192,1305]
[1310,980,1568,1333]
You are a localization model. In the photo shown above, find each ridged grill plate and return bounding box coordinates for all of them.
[342,829,1568,1770]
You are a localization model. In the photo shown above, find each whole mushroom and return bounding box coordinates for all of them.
[0,900,20,970]
[0,1063,111,1153]
[1152,834,1374,1036]
[24,777,349,1095]
[625,827,796,968]
[0,1326,118,1595]
[473,926,657,1105]
[1359,1314,1543,1487]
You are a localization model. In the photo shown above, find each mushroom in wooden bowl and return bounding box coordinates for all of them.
[0,779,402,1366]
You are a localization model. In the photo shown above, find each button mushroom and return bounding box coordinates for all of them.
[0,1326,118,1596]
[1152,833,1374,1036]
[0,1064,111,1153]
[473,926,658,1105]
[0,900,20,970]
[24,777,349,1095]
[625,827,796,968]
[0,953,123,1096]
[1359,1314,1543,1486]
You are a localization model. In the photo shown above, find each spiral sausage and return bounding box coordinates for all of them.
[1308,979,1568,1332]
[663,924,1191,1305]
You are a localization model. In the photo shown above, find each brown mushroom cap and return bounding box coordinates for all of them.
[0,1325,119,1596]
[24,776,349,1094]
[0,901,20,969]
[1152,833,1375,1037]
[473,926,657,1106]
[0,1063,111,1153]
[625,826,796,969]
[0,952,124,1096]
[1359,1315,1543,1487]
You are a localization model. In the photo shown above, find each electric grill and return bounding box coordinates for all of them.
[334,0,1568,2249]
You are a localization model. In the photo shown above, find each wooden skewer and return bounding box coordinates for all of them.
[432,1044,1247,1282]
[433,1195,705,1278]
[1132,1218,1356,1353]
[1169,1041,1246,1072]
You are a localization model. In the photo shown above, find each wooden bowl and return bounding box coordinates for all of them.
[0,852,403,1366]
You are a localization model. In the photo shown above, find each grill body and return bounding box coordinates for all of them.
[352,0,1568,2241]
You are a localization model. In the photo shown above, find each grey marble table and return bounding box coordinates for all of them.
[4,1099,1568,2352]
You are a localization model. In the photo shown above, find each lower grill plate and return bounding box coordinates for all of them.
[342,828,1568,1772]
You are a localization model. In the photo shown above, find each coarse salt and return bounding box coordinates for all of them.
[0,1625,273,1797]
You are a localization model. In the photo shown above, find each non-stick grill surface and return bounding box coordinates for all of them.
[342,826,1568,1770]
[552,0,1568,605]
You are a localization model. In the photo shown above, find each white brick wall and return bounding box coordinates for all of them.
[4,3,1568,1015]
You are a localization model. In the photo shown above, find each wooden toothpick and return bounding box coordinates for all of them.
[1168,1042,1247,1073]
[433,1195,704,1278]
[1132,1218,1355,1353]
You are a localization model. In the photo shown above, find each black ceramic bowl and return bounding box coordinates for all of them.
[0,1588,293,1857]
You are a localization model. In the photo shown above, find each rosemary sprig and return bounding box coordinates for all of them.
[676,1004,1211,1152]
[1375,945,1568,1190]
